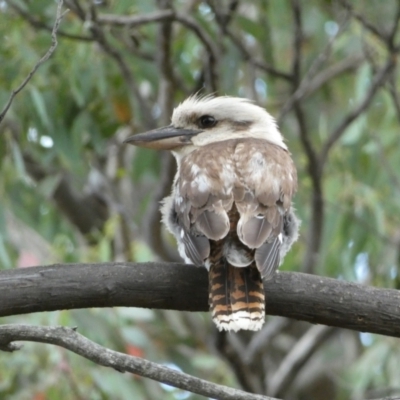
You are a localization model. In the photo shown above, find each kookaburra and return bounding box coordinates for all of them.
[125,95,299,332]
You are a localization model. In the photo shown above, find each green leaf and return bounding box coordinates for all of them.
[11,140,26,178]
[29,86,52,131]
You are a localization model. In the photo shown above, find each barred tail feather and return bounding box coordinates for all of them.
[209,261,265,331]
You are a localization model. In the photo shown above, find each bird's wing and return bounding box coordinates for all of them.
[234,140,297,279]
[174,141,236,265]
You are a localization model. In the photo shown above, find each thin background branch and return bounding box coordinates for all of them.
[319,56,396,166]
[217,331,264,394]
[97,9,174,26]
[0,0,67,124]
[288,0,324,274]
[143,0,180,262]
[268,325,335,397]
[87,4,155,130]
[0,325,275,400]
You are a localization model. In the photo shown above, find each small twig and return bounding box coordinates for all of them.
[338,0,388,42]
[206,1,290,82]
[287,0,324,274]
[87,6,155,129]
[97,10,174,26]
[6,0,91,42]
[109,29,155,61]
[0,0,67,125]
[279,16,351,122]
[287,0,318,176]
[216,331,263,394]
[388,1,400,49]
[65,0,85,17]
[174,13,220,91]
[245,317,290,364]
[221,27,292,81]
[319,56,395,166]
[156,0,175,123]
[268,325,335,397]
[293,55,363,104]
[0,325,275,400]
[142,0,181,262]
[290,0,302,84]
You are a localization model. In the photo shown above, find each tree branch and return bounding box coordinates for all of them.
[1,263,400,338]
[174,13,220,91]
[6,0,92,41]
[217,26,292,81]
[0,325,274,400]
[0,0,67,125]
[142,0,180,262]
[319,56,396,166]
[21,153,109,236]
[86,6,155,130]
[338,0,388,43]
[287,0,324,274]
[216,331,263,394]
[97,10,174,26]
[268,325,335,397]
[245,317,290,364]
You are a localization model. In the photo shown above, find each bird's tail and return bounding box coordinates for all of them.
[208,261,265,331]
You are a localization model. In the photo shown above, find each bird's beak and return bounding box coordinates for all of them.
[124,125,202,150]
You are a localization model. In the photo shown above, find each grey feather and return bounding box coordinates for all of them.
[239,216,272,249]
[183,231,210,266]
[255,237,281,279]
[196,210,229,240]
[280,209,301,259]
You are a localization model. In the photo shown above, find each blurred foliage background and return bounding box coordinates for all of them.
[1,0,400,399]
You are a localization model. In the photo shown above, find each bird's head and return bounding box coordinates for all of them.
[124,96,286,156]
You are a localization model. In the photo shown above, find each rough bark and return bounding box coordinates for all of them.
[1,262,400,338]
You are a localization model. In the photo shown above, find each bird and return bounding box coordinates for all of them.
[124,95,299,332]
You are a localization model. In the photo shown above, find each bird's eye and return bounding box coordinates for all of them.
[198,115,217,129]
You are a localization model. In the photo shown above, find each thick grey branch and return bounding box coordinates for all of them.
[0,325,273,400]
[1,263,400,338]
